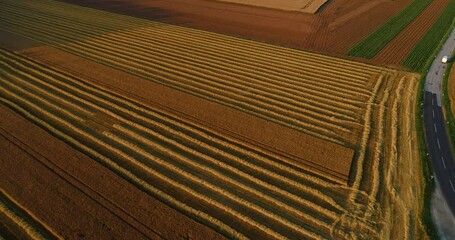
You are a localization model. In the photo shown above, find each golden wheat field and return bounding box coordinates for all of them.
[0,0,426,239]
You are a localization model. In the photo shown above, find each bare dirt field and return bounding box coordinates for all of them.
[61,0,412,56]
[216,0,328,13]
[373,0,450,66]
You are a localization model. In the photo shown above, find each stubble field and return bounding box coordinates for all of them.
[0,0,425,239]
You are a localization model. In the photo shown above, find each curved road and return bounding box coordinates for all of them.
[424,28,455,215]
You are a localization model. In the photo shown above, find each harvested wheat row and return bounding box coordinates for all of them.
[108,29,372,96]
[0,191,58,240]
[103,31,370,104]
[385,79,405,199]
[0,97,248,240]
[0,62,93,117]
[0,6,372,101]
[0,0,382,76]
[47,79,345,210]
[0,199,46,240]
[367,90,389,215]
[81,38,353,129]
[114,120,345,212]
[113,123,339,223]
[0,20,346,141]
[397,78,417,240]
[104,132,325,239]
[0,49,346,198]
[11,7,370,95]
[349,73,384,201]
[82,34,362,116]
[6,61,346,217]
[0,23,347,143]
[100,30,371,88]
[0,87,263,239]
[0,76,85,123]
[0,49,346,238]
[1,22,362,120]
[0,48,346,201]
[0,5,384,143]
[8,16,354,131]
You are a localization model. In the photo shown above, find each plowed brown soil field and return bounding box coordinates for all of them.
[62,0,412,55]
[373,0,450,65]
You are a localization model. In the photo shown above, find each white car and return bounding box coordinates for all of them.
[442,56,448,63]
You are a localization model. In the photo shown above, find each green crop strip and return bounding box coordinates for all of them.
[403,1,455,71]
[347,0,431,58]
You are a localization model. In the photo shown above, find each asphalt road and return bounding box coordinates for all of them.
[424,28,455,215]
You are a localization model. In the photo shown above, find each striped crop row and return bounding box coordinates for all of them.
[0,0,389,145]
[0,47,379,239]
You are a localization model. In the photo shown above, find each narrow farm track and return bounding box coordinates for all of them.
[372,0,449,65]
[0,47,382,239]
[0,0,391,145]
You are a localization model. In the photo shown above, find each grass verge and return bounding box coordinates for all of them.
[347,0,431,58]
[442,52,455,156]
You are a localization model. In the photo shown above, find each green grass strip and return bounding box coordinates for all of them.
[403,1,455,71]
[347,0,431,58]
